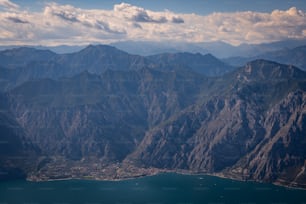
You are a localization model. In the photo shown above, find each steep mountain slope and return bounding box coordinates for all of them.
[0,93,39,180]
[126,60,306,188]
[228,90,306,187]
[6,68,205,177]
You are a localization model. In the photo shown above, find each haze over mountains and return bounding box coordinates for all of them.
[110,39,306,58]
[2,39,306,57]
[0,44,306,189]
[225,45,306,70]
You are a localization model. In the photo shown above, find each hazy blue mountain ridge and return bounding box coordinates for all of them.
[0,45,233,91]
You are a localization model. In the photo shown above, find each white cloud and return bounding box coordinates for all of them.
[114,3,168,23]
[0,2,305,46]
[43,3,126,34]
[0,0,19,10]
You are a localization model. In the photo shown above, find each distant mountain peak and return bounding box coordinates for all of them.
[85,44,115,50]
[2,46,56,56]
[0,46,57,69]
[81,44,127,55]
[147,52,234,76]
[239,59,306,80]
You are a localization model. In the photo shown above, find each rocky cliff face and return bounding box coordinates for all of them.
[0,46,306,188]
[228,90,306,186]
[125,60,306,187]
[6,68,204,166]
[0,93,39,180]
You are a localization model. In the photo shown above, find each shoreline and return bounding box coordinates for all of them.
[26,169,306,190]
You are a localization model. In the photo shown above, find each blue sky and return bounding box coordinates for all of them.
[1,0,306,46]
[12,0,306,14]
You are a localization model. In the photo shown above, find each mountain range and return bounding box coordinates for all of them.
[0,45,306,188]
[0,45,234,91]
[110,39,306,58]
[2,38,306,58]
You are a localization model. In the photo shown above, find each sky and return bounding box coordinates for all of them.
[0,0,306,46]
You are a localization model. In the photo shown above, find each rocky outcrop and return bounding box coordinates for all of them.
[227,90,306,187]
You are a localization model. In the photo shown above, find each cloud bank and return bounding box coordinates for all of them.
[0,1,305,46]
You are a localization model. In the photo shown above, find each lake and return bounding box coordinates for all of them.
[0,173,305,204]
